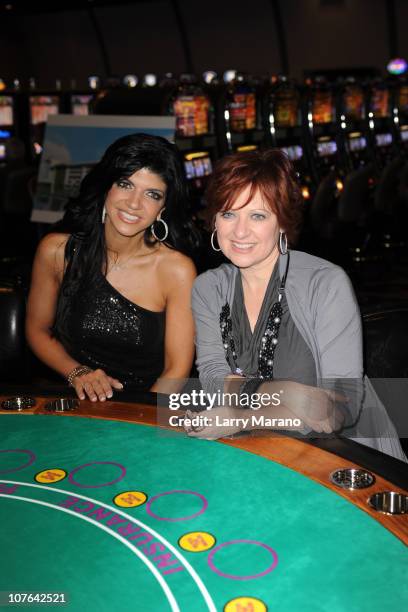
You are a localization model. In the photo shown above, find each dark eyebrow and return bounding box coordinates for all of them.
[118,177,133,185]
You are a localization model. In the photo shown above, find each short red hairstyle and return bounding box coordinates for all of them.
[205,149,303,245]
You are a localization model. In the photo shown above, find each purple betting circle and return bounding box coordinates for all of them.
[0,449,36,474]
[207,539,278,580]
[146,490,208,521]
[68,461,126,488]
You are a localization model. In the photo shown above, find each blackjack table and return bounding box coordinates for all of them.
[0,390,407,612]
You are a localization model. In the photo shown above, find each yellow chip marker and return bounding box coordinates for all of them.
[178,531,216,552]
[35,469,67,483]
[224,597,267,612]
[113,491,147,508]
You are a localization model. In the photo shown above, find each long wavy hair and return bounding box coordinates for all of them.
[53,132,199,338]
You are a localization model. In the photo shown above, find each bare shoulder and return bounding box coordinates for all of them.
[157,246,196,285]
[35,232,69,273]
[37,232,69,257]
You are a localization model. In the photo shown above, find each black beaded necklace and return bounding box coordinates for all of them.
[220,252,290,379]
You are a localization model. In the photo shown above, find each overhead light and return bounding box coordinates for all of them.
[143,74,157,87]
[223,70,237,83]
[203,71,217,84]
[123,74,138,88]
[387,57,407,75]
[88,75,100,90]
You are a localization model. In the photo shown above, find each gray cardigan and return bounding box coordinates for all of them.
[192,250,407,461]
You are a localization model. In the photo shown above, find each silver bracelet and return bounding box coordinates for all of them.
[67,365,93,386]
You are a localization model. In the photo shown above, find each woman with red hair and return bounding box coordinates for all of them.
[190,149,406,461]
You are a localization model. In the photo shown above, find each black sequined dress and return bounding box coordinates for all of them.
[59,275,165,391]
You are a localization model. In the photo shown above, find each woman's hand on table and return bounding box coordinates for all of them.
[72,368,123,402]
[183,406,245,439]
[183,380,347,439]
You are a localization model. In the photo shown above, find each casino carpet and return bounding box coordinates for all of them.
[0,415,407,612]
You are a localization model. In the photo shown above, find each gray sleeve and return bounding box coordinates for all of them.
[313,266,365,430]
[314,266,363,379]
[191,274,232,396]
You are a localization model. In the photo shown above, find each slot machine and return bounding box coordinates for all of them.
[304,79,351,251]
[306,78,343,189]
[28,87,62,158]
[219,72,266,154]
[393,79,408,154]
[68,93,94,116]
[60,77,99,116]
[366,80,397,169]
[338,79,372,171]
[266,76,313,201]
[0,83,30,165]
[370,77,408,235]
[168,73,219,207]
[0,93,15,164]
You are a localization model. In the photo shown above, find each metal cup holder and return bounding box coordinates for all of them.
[44,398,79,413]
[330,468,375,490]
[1,396,36,411]
[368,492,408,515]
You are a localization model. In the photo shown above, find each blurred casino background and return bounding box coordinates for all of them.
[0,0,408,396]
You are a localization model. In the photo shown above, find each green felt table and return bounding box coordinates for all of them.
[0,409,407,612]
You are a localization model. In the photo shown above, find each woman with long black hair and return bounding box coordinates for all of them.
[26,133,198,400]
